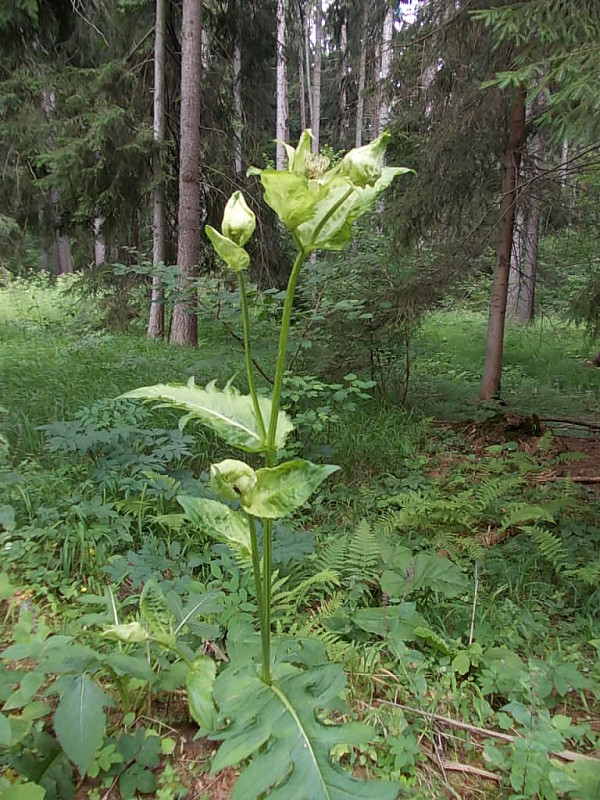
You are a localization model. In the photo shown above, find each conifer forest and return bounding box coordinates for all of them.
[1,1,600,798]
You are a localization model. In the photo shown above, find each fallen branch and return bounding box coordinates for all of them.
[544,416,600,431]
[378,701,598,764]
[538,476,600,484]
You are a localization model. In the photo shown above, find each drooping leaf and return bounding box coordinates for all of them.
[205,226,250,272]
[140,581,174,648]
[102,621,149,644]
[122,379,293,453]
[186,656,216,731]
[53,675,113,776]
[211,661,400,800]
[242,460,339,519]
[178,495,251,557]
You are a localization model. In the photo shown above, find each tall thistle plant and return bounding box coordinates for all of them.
[125,131,409,799]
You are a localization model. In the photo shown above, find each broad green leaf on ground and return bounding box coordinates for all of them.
[351,603,427,643]
[122,379,293,453]
[242,461,339,519]
[0,784,47,800]
[381,551,467,599]
[0,711,11,746]
[178,495,251,557]
[54,675,113,775]
[211,661,400,800]
[186,656,216,731]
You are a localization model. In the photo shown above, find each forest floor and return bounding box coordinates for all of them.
[1,279,599,799]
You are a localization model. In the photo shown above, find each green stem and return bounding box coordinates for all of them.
[261,517,272,683]
[238,270,266,441]
[246,513,266,638]
[266,249,307,454]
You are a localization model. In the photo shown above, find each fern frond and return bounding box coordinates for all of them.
[524,525,569,573]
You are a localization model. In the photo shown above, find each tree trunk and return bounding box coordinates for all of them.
[304,3,313,132]
[479,86,527,401]
[517,131,545,324]
[311,0,322,154]
[275,0,287,170]
[378,5,394,135]
[506,202,524,317]
[299,50,307,131]
[93,214,106,266]
[170,0,202,346]
[233,16,243,177]
[147,0,167,340]
[339,15,348,146]
[355,1,368,148]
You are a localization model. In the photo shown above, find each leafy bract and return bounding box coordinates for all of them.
[242,460,339,519]
[122,378,293,453]
[211,661,400,800]
[205,225,250,272]
[248,169,317,231]
[178,495,251,557]
[53,675,113,776]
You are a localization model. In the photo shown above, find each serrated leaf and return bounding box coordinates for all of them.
[140,581,174,648]
[186,656,216,731]
[211,661,400,799]
[178,495,251,557]
[122,379,293,453]
[205,226,250,271]
[243,461,339,519]
[54,675,113,775]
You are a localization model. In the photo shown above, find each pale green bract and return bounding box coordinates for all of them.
[205,225,250,271]
[242,460,339,519]
[209,458,257,501]
[177,495,252,558]
[102,621,149,644]
[122,378,293,453]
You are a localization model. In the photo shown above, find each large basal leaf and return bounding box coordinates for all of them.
[178,495,251,557]
[186,656,216,731]
[0,784,47,800]
[211,661,400,799]
[53,675,113,776]
[122,379,293,454]
[242,460,339,519]
[380,551,467,600]
[0,710,12,746]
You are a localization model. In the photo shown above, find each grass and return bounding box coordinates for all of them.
[1,278,599,799]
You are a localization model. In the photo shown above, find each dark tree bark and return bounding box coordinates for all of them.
[479,86,527,400]
[170,0,202,346]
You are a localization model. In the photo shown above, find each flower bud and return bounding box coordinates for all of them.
[210,459,257,501]
[341,131,390,188]
[221,191,256,247]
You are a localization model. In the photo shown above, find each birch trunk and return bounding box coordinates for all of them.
[517,131,545,324]
[311,0,322,154]
[355,1,368,148]
[93,214,106,266]
[339,15,348,146]
[147,0,167,339]
[170,0,202,346]
[275,0,287,170]
[299,51,307,131]
[378,5,394,134]
[506,203,524,317]
[233,20,243,177]
[479,86,527,401]
[304,4,313,132]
